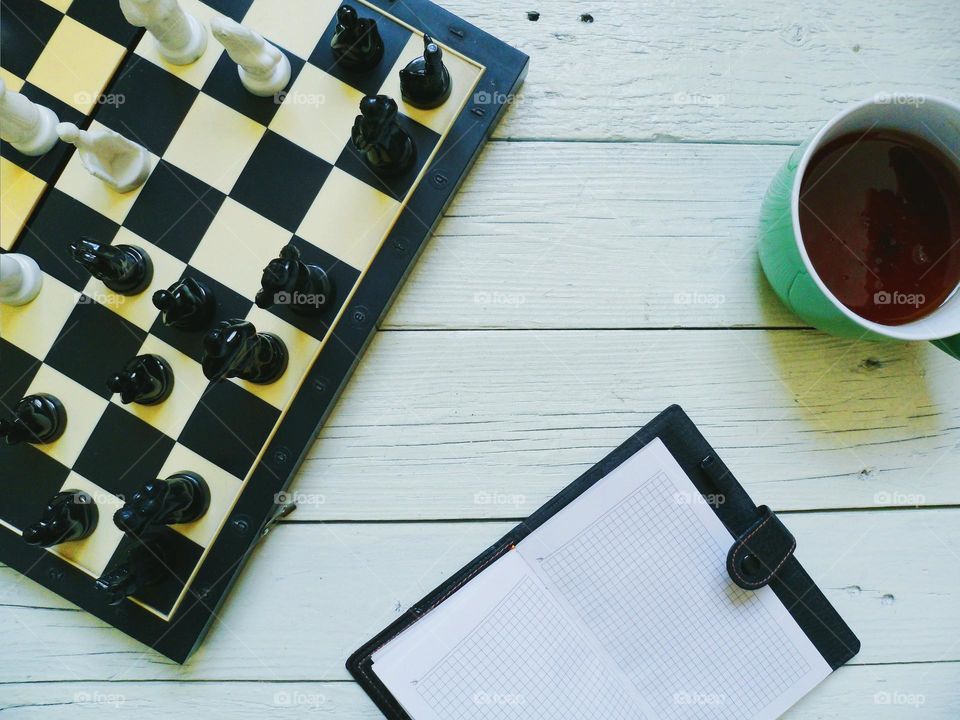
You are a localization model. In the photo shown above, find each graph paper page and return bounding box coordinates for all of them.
[517,438,832,720]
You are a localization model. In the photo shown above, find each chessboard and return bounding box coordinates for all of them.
[0,0,527,662]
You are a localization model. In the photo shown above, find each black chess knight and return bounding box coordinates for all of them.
[330,4,384,71]
[22,491,98,547]
[256,244,332,315]
[0,393,66,445]
[153,277,215,330]
[95,539,166,605]
[351,95,416,176]
[69,238,153,295]
[201,319,288,384]
[399,34,452,109]
[107,354,174,405]
[114,473,210,536]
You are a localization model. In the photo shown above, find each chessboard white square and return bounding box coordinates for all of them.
[241,0,341,58]
[134,0,223,89]
[38,0,71,11]
[47,473,126,579]
[163,95,266,194]
[269,63,363,164]
[297,168,400,270]
[24,365,109,469]
[0,68,24,94]
[0,273,80,360]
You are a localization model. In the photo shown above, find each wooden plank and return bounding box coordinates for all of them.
[2,663,958,718]
[2,510,958,681]
[442,0,960,142]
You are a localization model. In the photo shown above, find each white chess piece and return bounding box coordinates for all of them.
[57,123,152,193]
[210,16,291,97]
[0,253,43,306]
[0,78,59,156]
[119,0,207,65]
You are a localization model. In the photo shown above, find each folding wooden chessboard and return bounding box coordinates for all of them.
[0,0,527,662]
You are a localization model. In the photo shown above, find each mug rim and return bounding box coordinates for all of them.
[790,93,960,341]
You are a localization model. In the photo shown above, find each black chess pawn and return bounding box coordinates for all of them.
[201,319,288,384]
[0,393,67,445]
[399,35,452,109]
[153,277,215,330]
[107,354,174,405]
[113,472,210,536]
[22,490,98,547]
[95,538,166,605]
[351,95,416,176]
[255,244,332,315]
[69,238,153,295]
[330,4,383,71]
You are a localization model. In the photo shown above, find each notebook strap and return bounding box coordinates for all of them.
[726,505,796,590]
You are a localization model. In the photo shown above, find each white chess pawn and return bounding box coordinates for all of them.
[119,0,207,65]
[211,16,291,97]
[0,78,59,156]
[0,253,43,306]
[57,123,152,193]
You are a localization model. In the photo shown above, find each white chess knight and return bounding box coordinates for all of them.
[211,16,291,97]
[0,78,59,156]
[0,253,43,306]
[57,123,152,193]
[119,0,207,65]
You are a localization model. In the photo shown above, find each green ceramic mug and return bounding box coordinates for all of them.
[758,94,960,360]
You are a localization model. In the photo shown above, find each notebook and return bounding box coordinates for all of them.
[348,406,860,719]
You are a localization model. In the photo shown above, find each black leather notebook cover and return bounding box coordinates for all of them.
[347,405,861,719]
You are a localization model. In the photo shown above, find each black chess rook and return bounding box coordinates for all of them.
[351,95,416,176]
[23,491,98,548]
[107,354,175,405]
[256,244,332,315]
[201,319,288,384]
[69,238,153,295]
[114,473,211,536]
[331,4,384,71]
[95,538,167,605]
[153,277,216,330]
[399,34,452,109]
[0,393,67,445]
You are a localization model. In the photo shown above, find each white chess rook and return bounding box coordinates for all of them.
[57,122,152,193]
[120,0,207,65]
[0,78,59,156]
[0,254,43,306]
[211,16,291,97]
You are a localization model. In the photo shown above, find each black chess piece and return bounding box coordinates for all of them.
[351,95,416,176]
[201,319,288,384]
[153,277,215,330]
[113,472,210,536]
[0,393,67,445]
[95,538,166,605]
[255,244,332,315]
[330,4,383,71]
[69,238,153,295]
[107,354,174,405]
[399,34,452,109]
[22,490,98,547]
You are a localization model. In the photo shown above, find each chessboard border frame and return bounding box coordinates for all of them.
[0,0,528,663]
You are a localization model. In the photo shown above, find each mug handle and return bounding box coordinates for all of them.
[932,335,960,360]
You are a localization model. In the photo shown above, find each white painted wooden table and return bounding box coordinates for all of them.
[4,1,959,717]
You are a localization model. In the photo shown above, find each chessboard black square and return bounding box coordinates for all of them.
[206,0,254,22]
[0,0,63,78]
[310,5,411,97]
[66,0,141,46]
[150,268,253,363]
[18,189,121,290]
[0,338,41,408]
[179,380,279,479]
[0,443,70,530]
[335,114,440,200]
[107,528,204,615]
[229,131,332,232]
[1,84,84,183]
[124,160,226,263]
[45,298,148,398]
[201,48,304,126]
[96,57,199,156]
[262,235,360,337]
[73,404,175,499]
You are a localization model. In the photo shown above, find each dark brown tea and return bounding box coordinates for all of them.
[799,129,960,325]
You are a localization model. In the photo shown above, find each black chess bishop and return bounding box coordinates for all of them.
[69,238,153,295]
[114,472,210,536]
[107,354,174,405]
[0,393,67,445]
[330,4,383,71]
[351,95,416,176]
[399,34,452,109]
[95,538,167,605]
[23,490,98,548]
[201,319,288,384]
[153,277,215,330]
[256,244,332,315]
